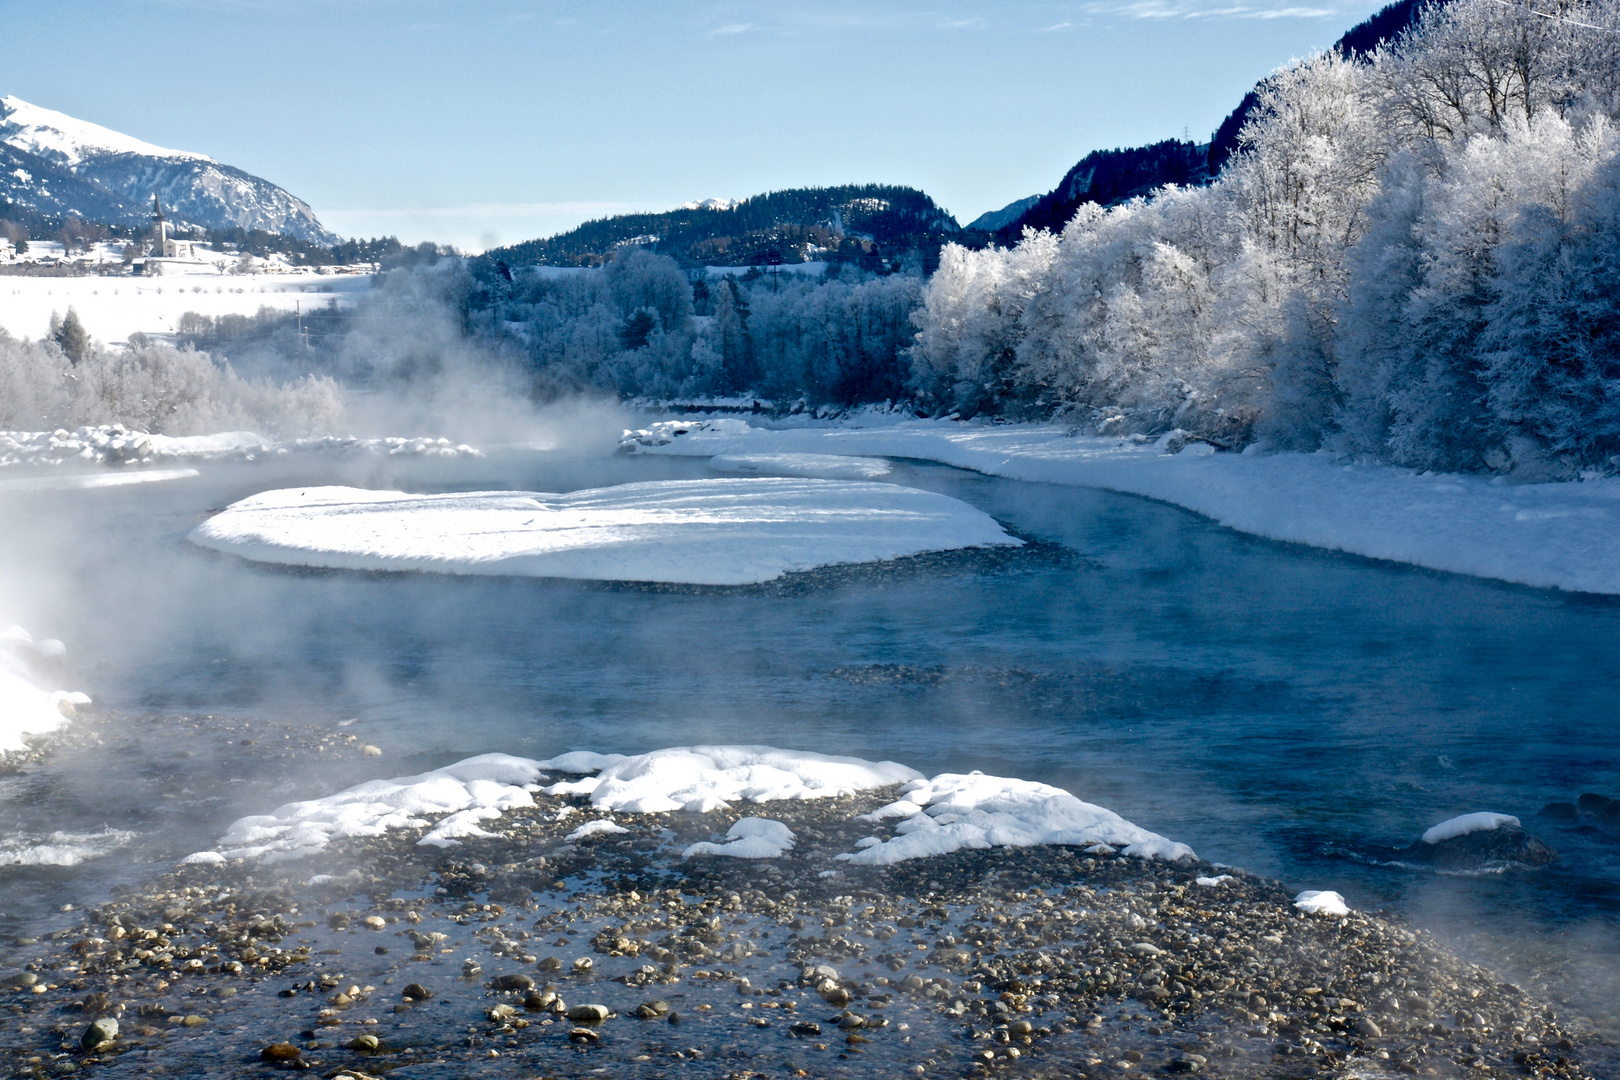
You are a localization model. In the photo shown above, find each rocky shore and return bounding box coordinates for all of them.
[0,781,1608,1080]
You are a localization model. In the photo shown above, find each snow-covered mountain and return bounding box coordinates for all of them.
[0,96,336,244]
[964,195,1039,233]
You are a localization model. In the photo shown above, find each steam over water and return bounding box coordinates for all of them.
[3,450,1620,1030]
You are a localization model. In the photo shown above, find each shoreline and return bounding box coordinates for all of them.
[0,781,1605,1079]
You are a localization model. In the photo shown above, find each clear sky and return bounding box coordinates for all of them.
[5,0,1385,250]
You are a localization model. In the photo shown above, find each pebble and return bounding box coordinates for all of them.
[260,1042,301,1062]
[566,1003,610,1023]
[80,1017,118,1051]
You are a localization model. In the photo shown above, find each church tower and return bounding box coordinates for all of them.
[152,194,168,256]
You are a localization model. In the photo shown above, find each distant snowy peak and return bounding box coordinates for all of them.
[0,96,211,166]
[682,197,738,212]
[965,195,1040,233]
[0,95,335,245]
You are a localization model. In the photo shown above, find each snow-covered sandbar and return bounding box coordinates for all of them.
[624,417,1620,595]
[187,477,1020,586]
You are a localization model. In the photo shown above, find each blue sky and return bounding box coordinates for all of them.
[7,0,1383,249]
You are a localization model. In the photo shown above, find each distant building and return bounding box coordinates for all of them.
[150,194,194,259]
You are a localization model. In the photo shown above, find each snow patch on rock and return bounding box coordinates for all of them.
[684,817,795,859]
[1421,812,1521,845]
[835,771,1195,865]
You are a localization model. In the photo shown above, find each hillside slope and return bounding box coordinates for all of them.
[0,96,335,244]
[994,0,1433,244]
[489,184,959,269]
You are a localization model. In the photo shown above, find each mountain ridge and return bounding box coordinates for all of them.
[0,95,336,245]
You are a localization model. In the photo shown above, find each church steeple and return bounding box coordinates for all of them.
[152,194,167,253]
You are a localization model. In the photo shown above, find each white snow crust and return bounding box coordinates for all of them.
[709,453,892,480]
[836,771,1194,865]
[186,479,1019,586]
[0,467,199,492]
[0,427,481,469]
[683,817,795,859]
[1421,812,1521,845]
[543,746,923,813]
[0,626,90,755]
[183,753,546,863]
[1293,890,1351,916]
[622,415,1620,595]
[185,745,1191,869]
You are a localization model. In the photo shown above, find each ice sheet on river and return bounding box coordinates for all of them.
[182,745,1192,866]
[623,416,1620,595]
[186,478,1019,585]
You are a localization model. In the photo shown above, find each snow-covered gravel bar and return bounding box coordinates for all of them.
[186,478,1020,585]
[623,416,1620,595]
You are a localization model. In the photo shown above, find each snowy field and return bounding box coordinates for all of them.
[0,258,372,344]
[187,478,1020,585]
[623,417,1620,596]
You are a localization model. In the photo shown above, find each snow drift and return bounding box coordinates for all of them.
[186,478,1020,586]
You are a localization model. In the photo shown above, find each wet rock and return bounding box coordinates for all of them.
[566,1003,609,1023]
[1538,802,1580,822]
[1404,824,1558,868]
[80,1017,118,1051]
[490,973,533,992]
[567,1026,599,1044]
[1578,793,1620,824]
[3,971,39,989]
[260,1042,302,1062]
[360,916,386,931]
[400,983,433,1002]
[634,1000,670,1018]
[1355,1017,1383,1038]
[790,1020,823,1037]
[461,958,482,977]
[345,1034,380,1051]
[817,980,851,1006]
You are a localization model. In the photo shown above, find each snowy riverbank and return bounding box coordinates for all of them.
[623,417,1620,596]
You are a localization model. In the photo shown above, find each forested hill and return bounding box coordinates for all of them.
[488,185,960,269]
[992,0,1435,245]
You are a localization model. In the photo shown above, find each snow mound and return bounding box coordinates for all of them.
[835,771,1195,865]
[0,626,90,756]
[187,479,1019,586]
[182,753,546,863]
[1421,812,1521,845]
[710,453,891,480]
[1294,890,1351,916]
[544,746,923,813]
[684,817,795,859]
[184,745,1192,870]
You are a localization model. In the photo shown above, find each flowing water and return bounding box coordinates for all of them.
[2,449,1619,1031]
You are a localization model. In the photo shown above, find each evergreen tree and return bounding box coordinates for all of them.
[54,308,91,363]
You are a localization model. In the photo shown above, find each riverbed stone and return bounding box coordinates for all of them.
[80,1017,118,1051]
